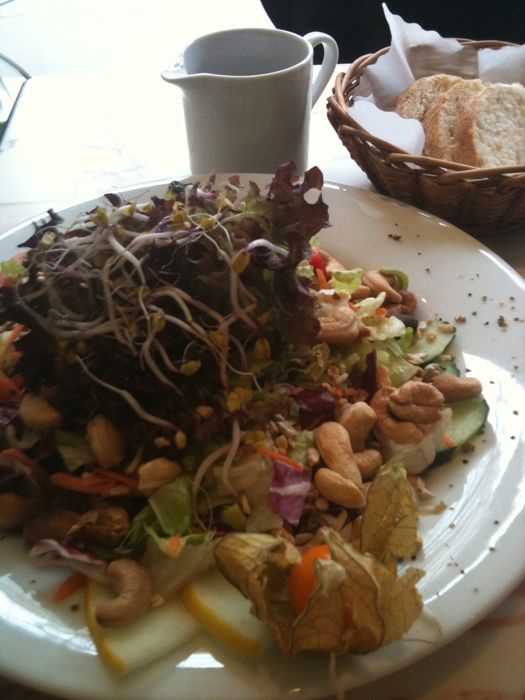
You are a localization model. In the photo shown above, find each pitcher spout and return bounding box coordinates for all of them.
[161,62,193,86]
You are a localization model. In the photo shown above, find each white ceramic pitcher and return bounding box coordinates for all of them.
[161,27,338,174]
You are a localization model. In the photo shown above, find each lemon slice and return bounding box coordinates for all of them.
[179,568,272,658]
[85,579,200,675]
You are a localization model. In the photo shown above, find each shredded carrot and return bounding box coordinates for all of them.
[315,267,330,290]
[52,572,86,603]
[442,433,457,448]
[254,445,305,472]
[374,306,388,318]
[327,384,344,398]
[50,472,115,496]
[0,324,24,366]
[343,387,368,402]
[0,448,35,466]
[51,469,140,497]
[94,468,140,490]
[167,536,181,557]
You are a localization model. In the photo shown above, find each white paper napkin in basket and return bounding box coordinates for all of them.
[349,3,525,156]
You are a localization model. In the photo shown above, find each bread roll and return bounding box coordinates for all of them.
[452,82,525,167]
[395,74,462,121]
[422,79,485,160]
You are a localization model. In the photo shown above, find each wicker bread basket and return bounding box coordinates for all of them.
[327,39,525,237]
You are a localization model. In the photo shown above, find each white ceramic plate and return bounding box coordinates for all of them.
[0,177,524,700]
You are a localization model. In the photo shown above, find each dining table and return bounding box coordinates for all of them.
[0,2,524,699]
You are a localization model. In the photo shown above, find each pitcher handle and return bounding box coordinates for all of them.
[303,32,339,107]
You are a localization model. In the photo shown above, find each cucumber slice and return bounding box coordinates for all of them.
[439,361,460,377]
[433,396,489,465]
[409,322,456,365]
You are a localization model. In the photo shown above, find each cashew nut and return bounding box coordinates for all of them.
[95,559,152,628]
[376,364,392,389]
[420,364,441,383]
[430,373,482,403]
[314,468,365,509]
[314,421,362,485]
[138,457,182,496]
[0,493,42,532]
[318,306,361,346]
[384,290,418,316]
[370,387,424,444]
[350,284,372,300]
[23,508,80,544]
[19,394,62,431]
[305,447,320,468]
[350,514,362,543]
[354,449,383,481]
[72,506,130,547]
[389,381,444,424]
[337,401,377,452]
[362,269,402,303]
[86,415,124,469]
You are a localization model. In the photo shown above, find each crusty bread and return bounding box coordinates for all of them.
[394,74,462,121]
[452,82,525,167]
[422,79,485,161]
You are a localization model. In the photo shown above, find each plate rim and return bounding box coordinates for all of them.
[0,175,524,699]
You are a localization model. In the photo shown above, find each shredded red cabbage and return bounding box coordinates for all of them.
[269,460,311,526]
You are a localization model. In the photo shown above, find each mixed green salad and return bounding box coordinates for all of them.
[0,164,487,664]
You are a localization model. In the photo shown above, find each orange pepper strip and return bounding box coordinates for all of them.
[0,324,24,366]
[52,572,87,603]
[254,446,305,472]
[0,448,35,466]
[315,267,330,290]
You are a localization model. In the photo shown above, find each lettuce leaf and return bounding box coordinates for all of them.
[142,530,216,599]
[330,268,363,295]
[113,505,158,557]
[0,257,26,285]
[149,477,193,535]
[54,430,95,472]
[114,477,195,558]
